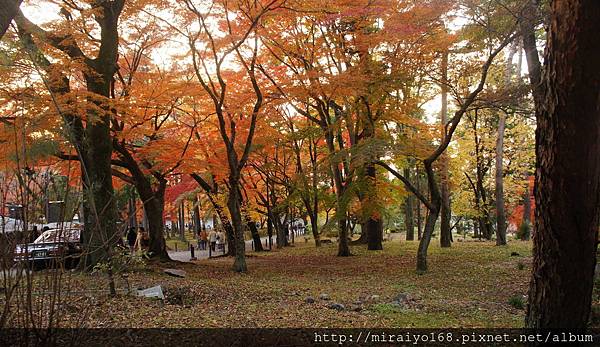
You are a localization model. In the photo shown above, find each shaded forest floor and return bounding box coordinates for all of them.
[49,238,544,328]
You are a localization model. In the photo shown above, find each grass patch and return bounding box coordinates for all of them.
[508,295,525,310]
[370,303,402,314]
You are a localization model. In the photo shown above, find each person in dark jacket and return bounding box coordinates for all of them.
[29,225,40,243]
[127,227,137,252]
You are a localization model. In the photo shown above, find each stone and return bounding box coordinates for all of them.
[368,294,380,302]
[328,303,345,311]
[350,304,363,312]
[393,293,410,304]
[305,296,315,304]
[319,293,331,300]
[390,293,418,309]
[163,269,187,278]
[136,285,164,300]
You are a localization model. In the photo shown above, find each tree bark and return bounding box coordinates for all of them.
[495,42,517,246]
[416,167,423,240]
[439,50,452,248]
[0,0,21,39]
[228,183,247,272]
[416,160,441,272]
[193,197,201,234]
[324,127,350,256]
[246,216,264,252]
[494,111,507,245]
[404,167,415,241]
[308,212,320,247]
[526,0,600,329]
[520,177,532,239]
[115,143,170,260]
[365,163,383,250]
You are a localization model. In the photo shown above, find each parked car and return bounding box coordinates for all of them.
[14,228,82,268]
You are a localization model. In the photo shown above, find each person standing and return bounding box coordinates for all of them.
[127,227,137,252]
[29,225,40,243]
[134,226,149,252]
[216,229,224,252]
[208,228,217,252]
[200,227,208,250]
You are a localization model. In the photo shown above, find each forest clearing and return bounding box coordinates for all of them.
[1,0,599,345]
[12,239,536,328]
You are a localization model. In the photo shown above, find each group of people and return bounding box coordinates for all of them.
[197,227,225,252]
[122,224,226,254]
[126,226,149,253]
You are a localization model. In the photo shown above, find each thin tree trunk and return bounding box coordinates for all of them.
[495,42,517,246]
[416,167,423,240]
[495,111,507,245]
[521,177,532,240]
[416,161,441,272]
[404,167,415,241]
[266,215,273,249]
[309,212,320,247]
[439,50,452,248]
[178,202,185,241]
[526,0,600,329]
[365,163,383,250]
[246,216,264,252]
[193,196,201,234]
[324,129,350,256]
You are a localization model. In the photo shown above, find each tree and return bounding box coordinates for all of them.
[261,0,451,254]
[181,0,284,272]
[525,0,600,329]
[494,40,519,246]
[0,0,21,39]
[379,35,514,271]
[439,50,452,248]
[15,1,126,267]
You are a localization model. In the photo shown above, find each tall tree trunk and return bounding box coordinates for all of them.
[404,167,415,241]
[494,111,507,245]
[118,148,170,260]
[415,166,423,240]
[495,42,517,246]
[365,163,383,250]
[520,176,532,239]
[416,161,441,272]
[178,202,185,241]
[228,183,247,272]
[477,175,493,240]
[193,196,201,234]
[273,211,285,248]
[81,81,117,268]
[439,51,452,248]
[266,215,273,249]
[143,186,169,260]
[526,0,600,329]
[324,129,350,256]
[309,213,320,246]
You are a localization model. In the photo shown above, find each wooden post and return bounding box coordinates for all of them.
[190,245,196,260]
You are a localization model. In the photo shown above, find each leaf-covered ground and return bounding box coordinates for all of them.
[51,238,537,328]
